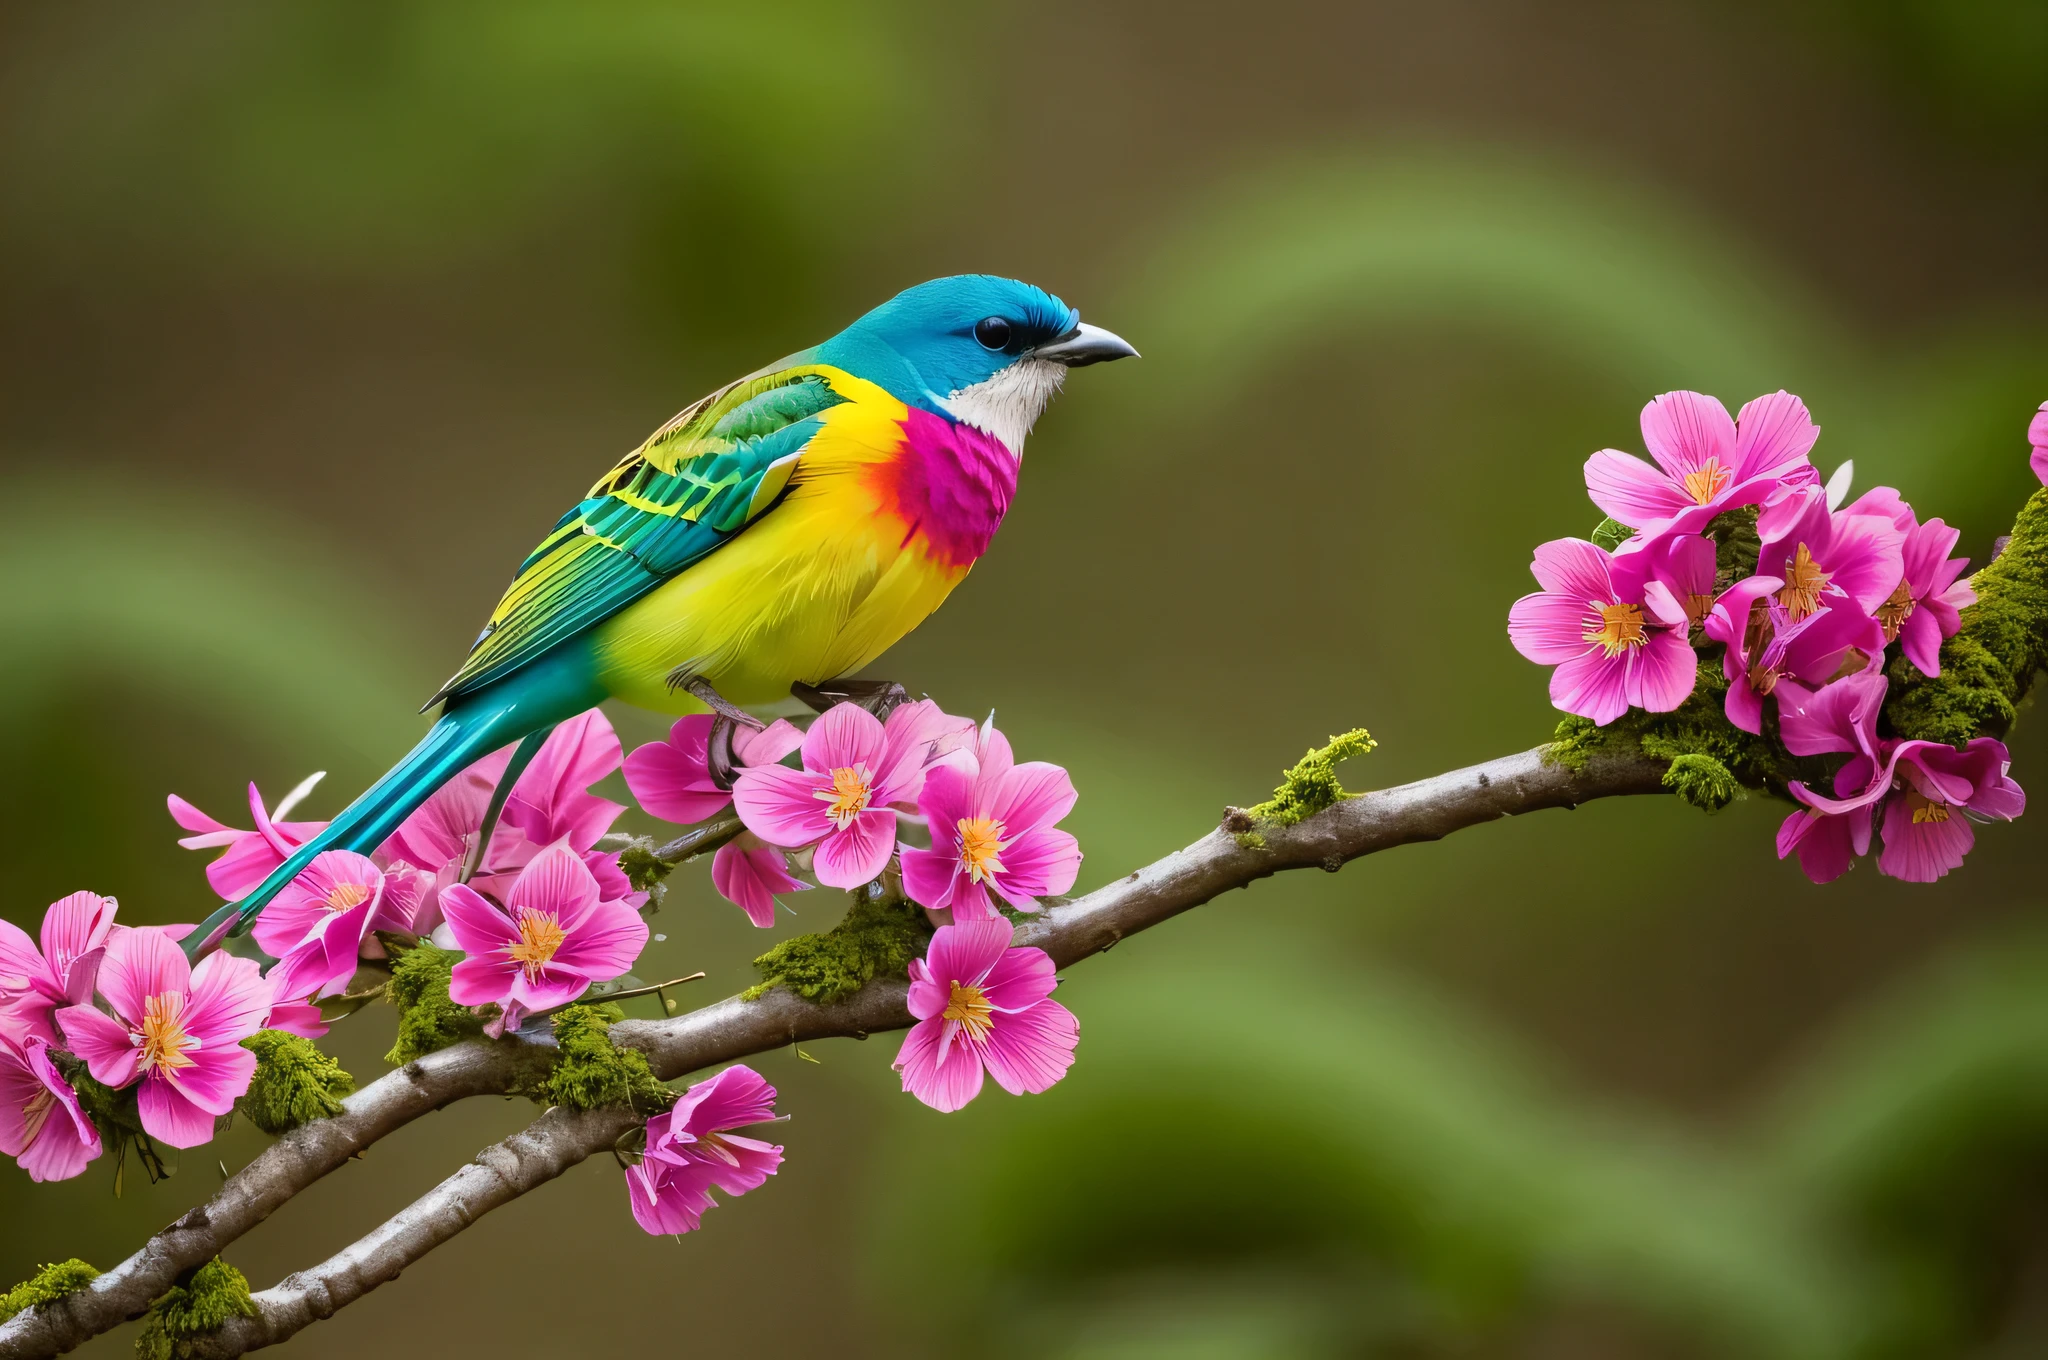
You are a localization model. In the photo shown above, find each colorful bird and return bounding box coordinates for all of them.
[187,275,1135,955]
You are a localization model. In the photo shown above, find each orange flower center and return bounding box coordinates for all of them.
[1905,789,1951,824]
[943,981,995,1041]
[814,765,873,830]
[507,911,566,980]
[1681,458,1733,506]
[1583,602,1647,658]
[1778,543,1833,621]
[955,816,1009,884]
[324,881,372,912]
[138,992,199,1073]
[1876,579,1915,642]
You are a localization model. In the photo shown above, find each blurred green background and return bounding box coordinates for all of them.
[4,3,2048,1356]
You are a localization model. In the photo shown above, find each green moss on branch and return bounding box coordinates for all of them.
[384,943,488,1066]
[1886,485,2048,745]
[524,1005,671,1114]
[1245,729,1376,829]
[0,1259,97,1324]
[745,891,932,1004]
[135,1259,256,1360]
[236,1031,353,1135]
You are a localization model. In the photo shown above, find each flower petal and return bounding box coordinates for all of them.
[811,810,897,889]
[730,764,833,849]
[801,703,886,776]
[138,1074,228,1149]
[55,1004,140,1088]
[1731,391,1819,480]
[1584,450,1689,527]
[979,998,1078,1097]
[1640,390,1737,480]
[922,919,1012,990]
[97,926,189,1025]
[893,1017,983,1112]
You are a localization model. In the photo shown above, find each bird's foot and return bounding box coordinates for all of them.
[678,675,764,791]
[792,678,911,719]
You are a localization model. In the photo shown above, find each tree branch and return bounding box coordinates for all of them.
[1,744,1665,1359]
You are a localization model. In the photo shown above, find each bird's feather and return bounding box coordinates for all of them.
[428,368,847,706]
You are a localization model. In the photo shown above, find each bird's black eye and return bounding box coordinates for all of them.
[973,316,1013,351]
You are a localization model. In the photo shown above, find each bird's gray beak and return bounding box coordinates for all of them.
[1033,320,1139,367]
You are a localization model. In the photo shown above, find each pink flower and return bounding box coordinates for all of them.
[253,851,394,1005]
[626,716,808,927]
[1886,517,1975,678]
[893,919,1078,1112]
[1584,390,1820,543]
[56,928,271,1148]
[2030,401,2048,486]
[169,777,328,901]
[1704,576,1883,733]
[625,1065,783,1236]
[378,710,639,935]
[899,723,1081,920]
[1775,671,2026,883]
[0,1032,101,1182]
[1507,537,1697,725]
[730,702,966,889]
[441,842,649,1032]
[0,892,118,1045]
[1756,484,1905,626]
[1639,532,1720,636]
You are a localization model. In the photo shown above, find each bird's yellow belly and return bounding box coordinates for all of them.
[589,482,968,715]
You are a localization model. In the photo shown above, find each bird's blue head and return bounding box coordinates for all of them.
[815,274,1137,454]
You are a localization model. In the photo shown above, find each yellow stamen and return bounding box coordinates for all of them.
[1681,459,1732,506]
[1778,543,1833,621]
[138,993,199,1073]
[1905,789,1952,824]
[942,981,995,1042]
[1876,579,1915,642]
[507,911,566,980]
[1743,599,1782,696]
[324,881,372,912]
[813,765,873,830]
[955,816,1008,884]
[1583,602,1647,658]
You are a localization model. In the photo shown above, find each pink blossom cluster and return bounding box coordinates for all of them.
[3,695,1086,1238]
[170,711,649,1036]
[1509,390,2032,884]
[625,701,1082,1112]
[0,893,279,1179]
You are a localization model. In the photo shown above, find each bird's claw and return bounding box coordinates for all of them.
[679,676,762,792]
[791,679,911,718]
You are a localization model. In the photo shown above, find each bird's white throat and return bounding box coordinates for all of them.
[939,357,1067,456]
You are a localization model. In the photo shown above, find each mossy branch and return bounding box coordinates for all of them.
[1228,729,1377,847]
[383,943,489,1066]
[522,1005,671,1114]
[235,1033,353,1136]
[134,1260,256,1360]
[1887,484,2048,745]
[0,1263,96,1326]
[744,888,932,1005]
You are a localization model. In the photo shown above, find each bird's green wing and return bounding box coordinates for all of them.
[428,366,848,706]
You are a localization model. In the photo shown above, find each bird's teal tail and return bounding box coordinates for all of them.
[184,654,603,959]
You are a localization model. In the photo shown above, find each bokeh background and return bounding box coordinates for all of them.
[4,3,2048,1356]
